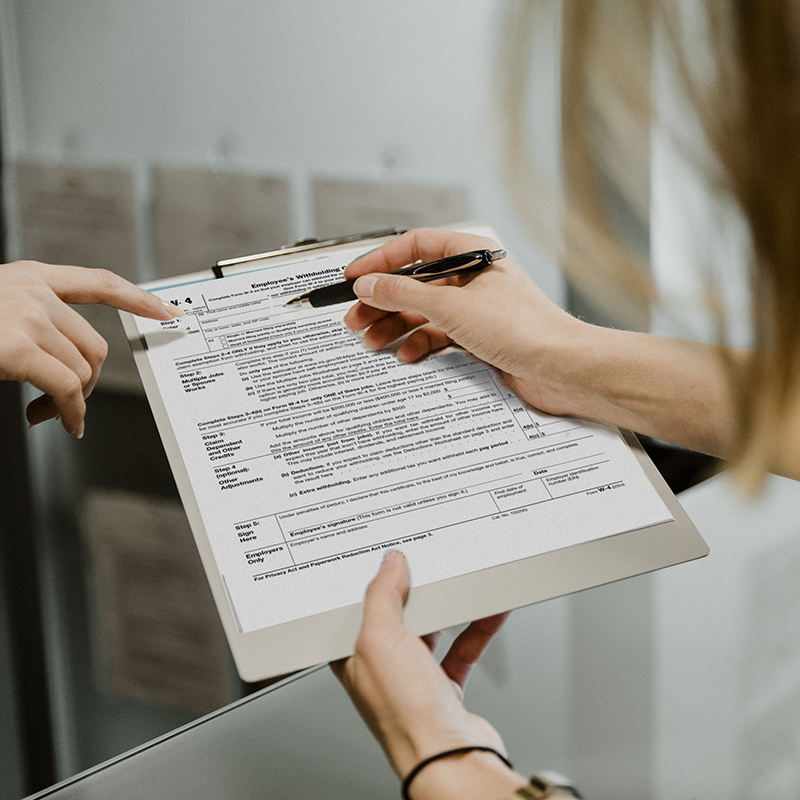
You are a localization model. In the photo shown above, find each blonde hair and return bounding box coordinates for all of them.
[499,0,800,486]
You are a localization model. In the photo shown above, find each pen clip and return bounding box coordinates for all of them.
[397,249,506,280]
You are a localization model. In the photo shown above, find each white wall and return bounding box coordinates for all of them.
[1,0,564,298]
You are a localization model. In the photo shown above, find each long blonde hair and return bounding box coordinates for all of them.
[499,0,800,485]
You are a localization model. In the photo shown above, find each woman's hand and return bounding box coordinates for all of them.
[0,260,182,437]
[331,551,526,800]
[343,228,588,419]
[343,228,734,458]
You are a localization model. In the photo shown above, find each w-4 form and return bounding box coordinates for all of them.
[130,244,672,634]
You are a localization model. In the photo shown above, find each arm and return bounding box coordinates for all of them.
[331,551,528,800]
[0,260,182,437]
[343,228,733,460]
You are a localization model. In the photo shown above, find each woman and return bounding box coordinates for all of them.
[332,0,800,797]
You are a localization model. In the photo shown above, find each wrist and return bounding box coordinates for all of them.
[537,322,730,456]
[406,749,526,800]
[521,315,611,418]
[537,322,647,419]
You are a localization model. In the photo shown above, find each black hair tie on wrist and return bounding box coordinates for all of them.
[401,746,513,800]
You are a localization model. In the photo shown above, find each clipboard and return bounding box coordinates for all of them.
[121,223,708,681]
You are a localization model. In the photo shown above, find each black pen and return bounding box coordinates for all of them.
[284,249,507,308]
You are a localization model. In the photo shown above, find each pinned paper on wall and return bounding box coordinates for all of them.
[14,162,142,392]
[313,178,469,240]
[15,162,140,280]
[82,489,235,714]
[153,167,291,278]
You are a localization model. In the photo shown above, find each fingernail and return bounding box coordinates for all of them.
[162,301,185,318]
[354,274,379,299]
[74,421,85,440]
[449,679,465,702]
[382,549,401,564]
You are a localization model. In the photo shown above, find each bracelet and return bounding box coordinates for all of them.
[503,773,583,799]
[401,746,513,800]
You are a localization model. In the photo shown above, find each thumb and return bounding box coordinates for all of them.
[353,272,459,320]
[361,550,409,629]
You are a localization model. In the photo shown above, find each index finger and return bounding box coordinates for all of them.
[33,263,182,321]
[344,229,500,280]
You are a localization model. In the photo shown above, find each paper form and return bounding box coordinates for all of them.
[130,245,674,634]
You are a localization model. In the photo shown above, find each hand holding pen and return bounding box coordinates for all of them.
[285,248,506,308]
[338,226,586,411]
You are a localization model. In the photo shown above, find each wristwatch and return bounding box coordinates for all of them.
[504,772,583,799]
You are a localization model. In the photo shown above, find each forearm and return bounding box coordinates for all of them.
[532,321,734,459]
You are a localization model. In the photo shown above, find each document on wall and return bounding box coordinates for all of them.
[122,228,706,679]
[313,178,469,241]
[16,162,144,392]
[153,167,291,278]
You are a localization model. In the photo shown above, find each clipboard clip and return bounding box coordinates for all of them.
[212,227,407,278]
